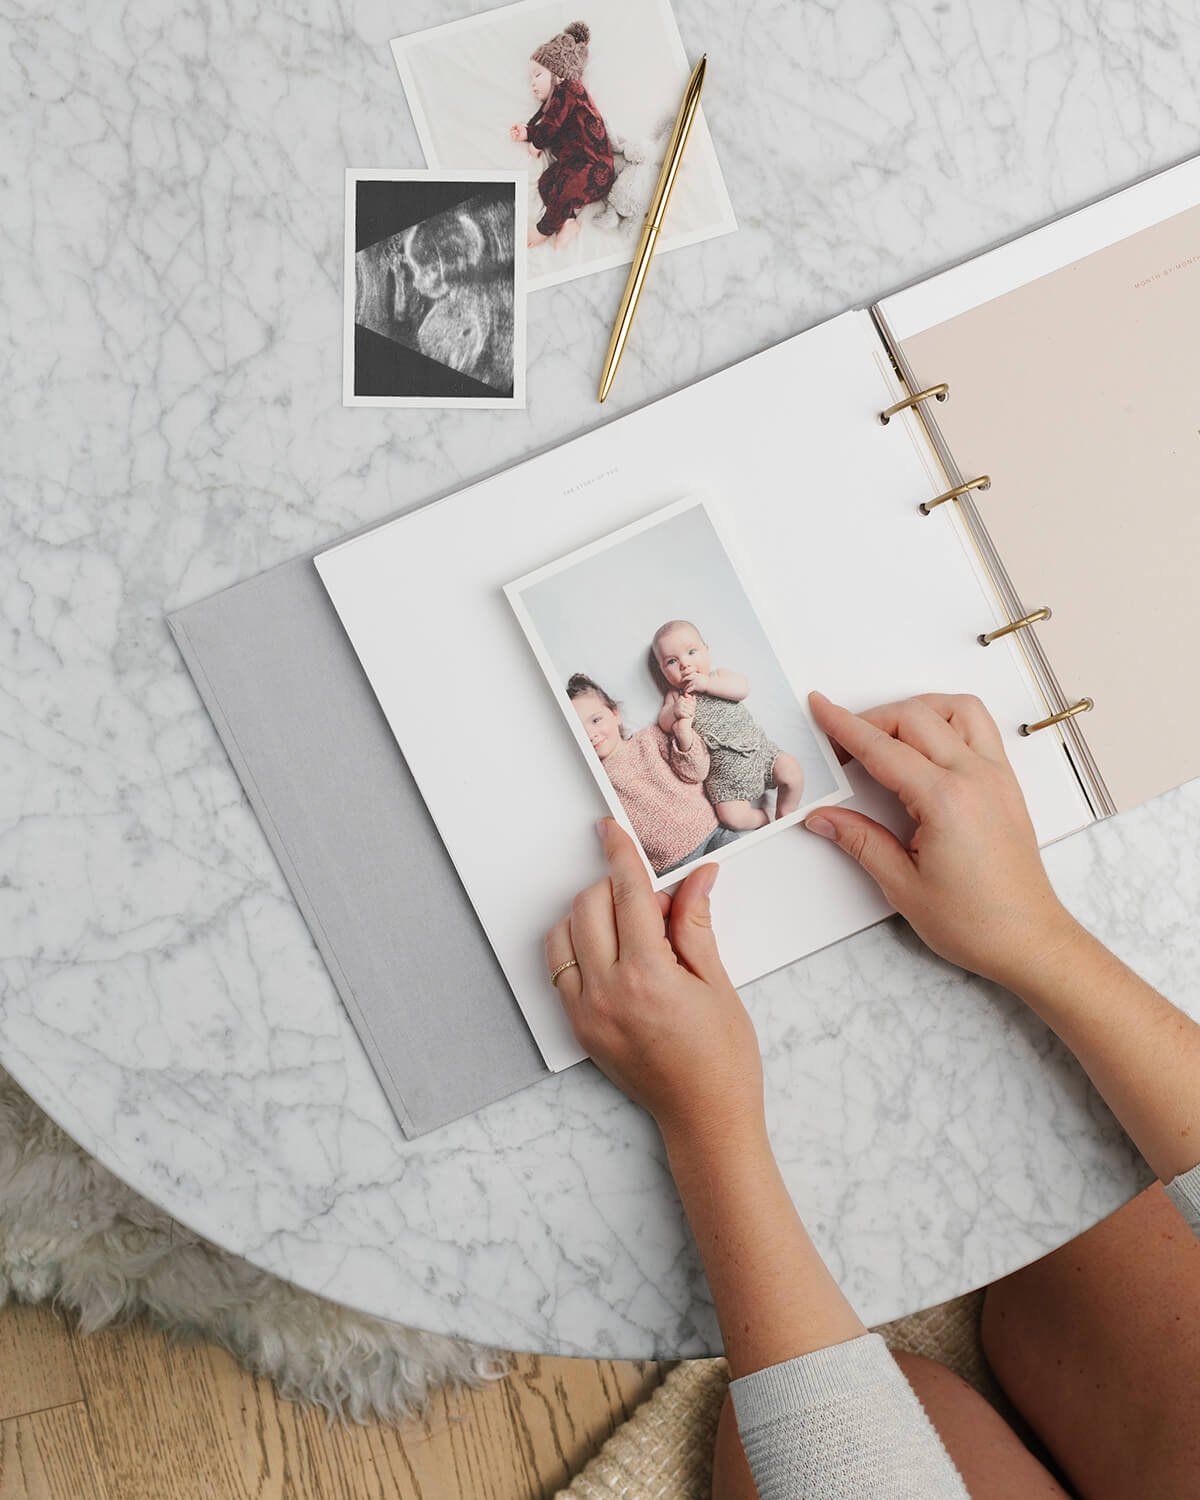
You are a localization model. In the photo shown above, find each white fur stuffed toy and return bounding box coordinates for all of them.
[594,113,676,232]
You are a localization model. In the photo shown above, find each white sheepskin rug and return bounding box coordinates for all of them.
[0,1068,509,1423]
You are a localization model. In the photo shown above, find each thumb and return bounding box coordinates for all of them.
[669,864,727,984]
[804,808,915,901]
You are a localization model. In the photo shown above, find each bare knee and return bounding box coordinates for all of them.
[893,1351,1073,1498]
[772,751,804,791]
[771,754,805,818]
[893,1348,962,1383]
[715,800,768,830]
[980,1184,1200,1498]
[892,1350,982,1417]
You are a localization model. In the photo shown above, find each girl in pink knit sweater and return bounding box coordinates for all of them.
[568,673,739,877]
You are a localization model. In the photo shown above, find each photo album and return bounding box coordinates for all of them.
[312,303,1087,1076]
[174,143,1200,1134]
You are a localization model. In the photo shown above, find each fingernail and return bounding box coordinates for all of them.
[809,690,829,706]
[805,814,837,840]
[698,863,719,897]
[596,817,612,846]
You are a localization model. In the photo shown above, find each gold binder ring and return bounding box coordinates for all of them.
[919,475,991,514]
[978,607,1052,646]
[879,384,949,424]
[1019,698,1094,737]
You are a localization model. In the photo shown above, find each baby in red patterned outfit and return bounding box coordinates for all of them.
[509,21,615,250]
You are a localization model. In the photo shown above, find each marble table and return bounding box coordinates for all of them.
[6,0,1200,1359]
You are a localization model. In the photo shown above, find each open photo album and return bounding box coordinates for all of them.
[311,305,1091,1075]
[173,153,1200,1133]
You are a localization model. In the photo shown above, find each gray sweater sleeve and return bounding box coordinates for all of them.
[730,1332,969,1499]
[1164,1158,1200,1234]
[731,1160,1200,1500]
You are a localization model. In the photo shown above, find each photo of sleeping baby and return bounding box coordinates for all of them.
[505,498,850,887]
[391,0,736,292]
[509,20,614,253]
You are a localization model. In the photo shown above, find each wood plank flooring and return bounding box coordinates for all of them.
[0,1301,669,1499]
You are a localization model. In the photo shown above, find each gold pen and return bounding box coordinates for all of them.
[598,54,707,403]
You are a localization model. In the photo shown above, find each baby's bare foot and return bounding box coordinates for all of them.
[555,217,581,251]
[772,753,806,819]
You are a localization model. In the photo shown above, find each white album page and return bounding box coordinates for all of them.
[316,310,1093,1071]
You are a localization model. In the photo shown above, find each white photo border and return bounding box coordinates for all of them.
[343,168,528,409]
[504,494,854,890]
[390,0,737,294]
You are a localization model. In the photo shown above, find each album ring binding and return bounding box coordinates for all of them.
[978,607,1052,646]
[919,474,991,514]
[879,384,949,423]
[872,348,1102,764]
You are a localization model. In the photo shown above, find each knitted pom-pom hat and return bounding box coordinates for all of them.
[532,20,590,81]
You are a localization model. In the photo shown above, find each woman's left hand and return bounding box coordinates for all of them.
[546,820,764,1148]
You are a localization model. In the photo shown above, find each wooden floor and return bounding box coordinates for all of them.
[0,1301,670,1499]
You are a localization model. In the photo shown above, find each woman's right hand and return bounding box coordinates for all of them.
[805,691,1085,992]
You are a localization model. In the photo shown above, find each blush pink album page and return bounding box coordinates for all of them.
[877,159,1200,815]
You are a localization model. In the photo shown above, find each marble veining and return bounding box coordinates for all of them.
[3,0,1200,1356]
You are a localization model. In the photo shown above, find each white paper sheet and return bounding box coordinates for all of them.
[316,311,1093,1071]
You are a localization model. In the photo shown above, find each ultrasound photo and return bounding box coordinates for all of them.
[344,170,527,408]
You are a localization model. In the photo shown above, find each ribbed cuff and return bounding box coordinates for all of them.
[1164,1160,1200,1231]
[730,1332,904,1429]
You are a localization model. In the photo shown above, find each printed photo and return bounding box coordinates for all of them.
[391,0,736,292]
[343,170,526,407]
[505,498,851,887]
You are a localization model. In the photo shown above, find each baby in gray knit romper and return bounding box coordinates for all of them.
[652,619,807,831]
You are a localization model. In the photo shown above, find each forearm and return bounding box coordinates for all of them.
[706,668,748,701]
[673,720,694,752]
[663,1115,866,1379]
[1014,923,1200,1182]
[668,732,709,784]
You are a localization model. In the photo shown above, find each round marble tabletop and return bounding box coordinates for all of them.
[6,0,1200,1359]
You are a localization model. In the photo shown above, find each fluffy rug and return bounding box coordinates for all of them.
[2,1062,1046,1493]
[0,1067,508,1423]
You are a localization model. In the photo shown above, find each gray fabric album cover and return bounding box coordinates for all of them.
[168,555,550,1138]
